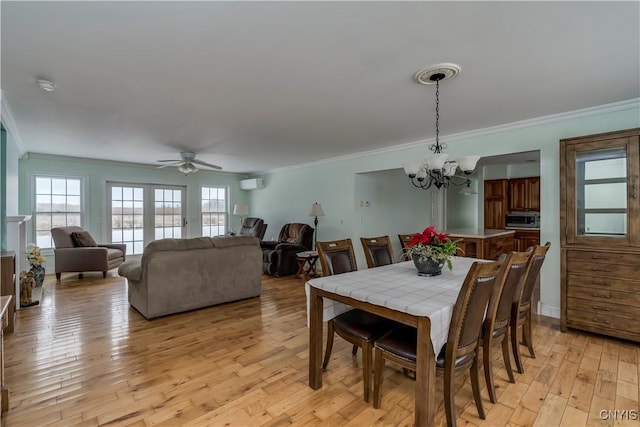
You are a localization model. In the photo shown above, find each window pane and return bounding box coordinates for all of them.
[36,177,51,194]
[584,183,627,209]
[133,188,143,200]
[585,213,627,235]
[123,187,133,200]
[155,189,163,201]
[36,195,52,211]
[52,213,66,228]
[52,195,66,211]
[67,195,81,212]
[51,178,66,194]
[36,214,52,231]
[112,187,123,201]
[67,180,81,195]
[67,214,81,226]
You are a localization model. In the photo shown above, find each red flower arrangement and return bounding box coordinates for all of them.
[405,226,460,270]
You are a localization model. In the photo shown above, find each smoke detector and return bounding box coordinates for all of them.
[414,63,461,85]
[36,79,56,92]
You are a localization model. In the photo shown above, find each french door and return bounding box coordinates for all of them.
[108,183,187,255]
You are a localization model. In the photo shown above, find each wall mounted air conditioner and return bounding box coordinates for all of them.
[240,178,265,190]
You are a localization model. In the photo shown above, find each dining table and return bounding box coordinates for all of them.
[305,256,479,427]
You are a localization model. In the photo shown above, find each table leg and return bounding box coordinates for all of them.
[415,316,435,427]
[308,287,324,390]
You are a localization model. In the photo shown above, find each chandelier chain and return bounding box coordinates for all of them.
[435,79,440,153]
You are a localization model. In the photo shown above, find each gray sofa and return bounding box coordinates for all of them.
[118,235,261,319]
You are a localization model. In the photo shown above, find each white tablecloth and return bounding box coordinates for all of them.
[305,257,477,355]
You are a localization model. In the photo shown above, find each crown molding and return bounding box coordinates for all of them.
[262,97,640,175]
[0,90,26,156]
[23,152,241,176]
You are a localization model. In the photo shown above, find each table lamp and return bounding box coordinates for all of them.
[308,202,325,250]
[232,204,249,234]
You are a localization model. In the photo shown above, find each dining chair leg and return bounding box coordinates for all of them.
[511,321,525,374]
[523,310,535,358]
[352,345,359,356]
[470,355,486,420]
[443,371,457,427]
[322,320,335,370]
[372,348,384,409]
[483,335,498,404]
[501,337,515,383]
[361,341,373,402]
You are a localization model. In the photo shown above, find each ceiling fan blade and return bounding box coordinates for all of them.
[192,159,223,170]
[157,161,183,168]
[157,159,182,163]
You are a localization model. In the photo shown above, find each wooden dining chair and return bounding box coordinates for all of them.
[511,242,551,373]
[372,259,505,427]
[316,238,400,402]
[360,236,394,268]
[482,250,531,403]
[398,233,415,261]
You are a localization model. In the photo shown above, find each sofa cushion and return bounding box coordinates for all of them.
[107,248,125,260]
[71,231,98,247]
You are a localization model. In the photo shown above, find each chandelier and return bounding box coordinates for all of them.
[404,64,480,190]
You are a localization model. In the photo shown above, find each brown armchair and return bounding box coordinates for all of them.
[260,223,313,276]
[51,226,126,280]
[238,217,267,240]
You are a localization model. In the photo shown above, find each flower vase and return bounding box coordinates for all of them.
[30,264,45,288]
[411,254,444,277]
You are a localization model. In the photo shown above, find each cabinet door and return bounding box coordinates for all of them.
[484,179,508,229]
[561,132,640,247]
[509,178,528,211]
[527,177,541,211]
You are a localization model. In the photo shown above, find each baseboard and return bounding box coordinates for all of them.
[537,301,560,319]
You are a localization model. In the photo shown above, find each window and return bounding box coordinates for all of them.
[201,187,227,237]
[108,183,186,255]
[34,176,82,249]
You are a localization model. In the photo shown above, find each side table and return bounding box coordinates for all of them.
[295,251,319,280]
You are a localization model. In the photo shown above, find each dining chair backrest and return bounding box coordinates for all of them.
[316,238,357,276]
[448,259,504,362]
[360,236,394,268]
[398,234,415,261]
[515,242,551,309]
[488,250,532,330]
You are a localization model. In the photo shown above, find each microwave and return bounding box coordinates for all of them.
[506,212,540,228]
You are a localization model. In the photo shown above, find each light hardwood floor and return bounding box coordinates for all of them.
[2,272,639,426]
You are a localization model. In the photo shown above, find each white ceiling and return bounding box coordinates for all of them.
[2,1,638,174]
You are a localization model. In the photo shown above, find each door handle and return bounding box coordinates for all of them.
[183,217,188,227]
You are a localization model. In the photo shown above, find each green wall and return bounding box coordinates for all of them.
[249,101,640,317]
[18,154,248,250]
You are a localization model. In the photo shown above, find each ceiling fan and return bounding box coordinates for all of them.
[157,151,222,174]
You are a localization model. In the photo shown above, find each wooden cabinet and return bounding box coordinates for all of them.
[484,179,508,229]
[449,232,514,261]
[560,128,640,341]
[0,252,15,333]
[509,177,540,212]
[512,229,540,251]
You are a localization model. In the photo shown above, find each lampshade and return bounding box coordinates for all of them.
[455,156,481,173]
[460,179,478,196]
[233,204,249,216]
[308,202,325,217]
[178,162,198,174]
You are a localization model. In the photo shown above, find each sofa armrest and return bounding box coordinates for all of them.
[99,243,127,254]
[118,260,142,282]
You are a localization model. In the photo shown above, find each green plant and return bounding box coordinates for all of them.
[404,226,460,270]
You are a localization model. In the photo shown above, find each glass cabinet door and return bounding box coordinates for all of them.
[565,136,639,247]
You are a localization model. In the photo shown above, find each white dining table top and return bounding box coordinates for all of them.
[305,256,479,354]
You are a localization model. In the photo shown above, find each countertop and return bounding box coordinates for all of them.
[445,228,516,239]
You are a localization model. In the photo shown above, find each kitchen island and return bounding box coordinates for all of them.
[445,228,515,260]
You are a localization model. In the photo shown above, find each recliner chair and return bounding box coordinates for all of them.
[238,217,267,240]
[260,223,314,276]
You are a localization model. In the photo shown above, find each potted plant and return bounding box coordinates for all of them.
[404,226,460,276]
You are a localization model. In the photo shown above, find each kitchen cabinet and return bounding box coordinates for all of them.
[512,229,540,251]
[560,128,640,342]
[447,229,514,261]
[483,179,508,229]
[509,177,540,212]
